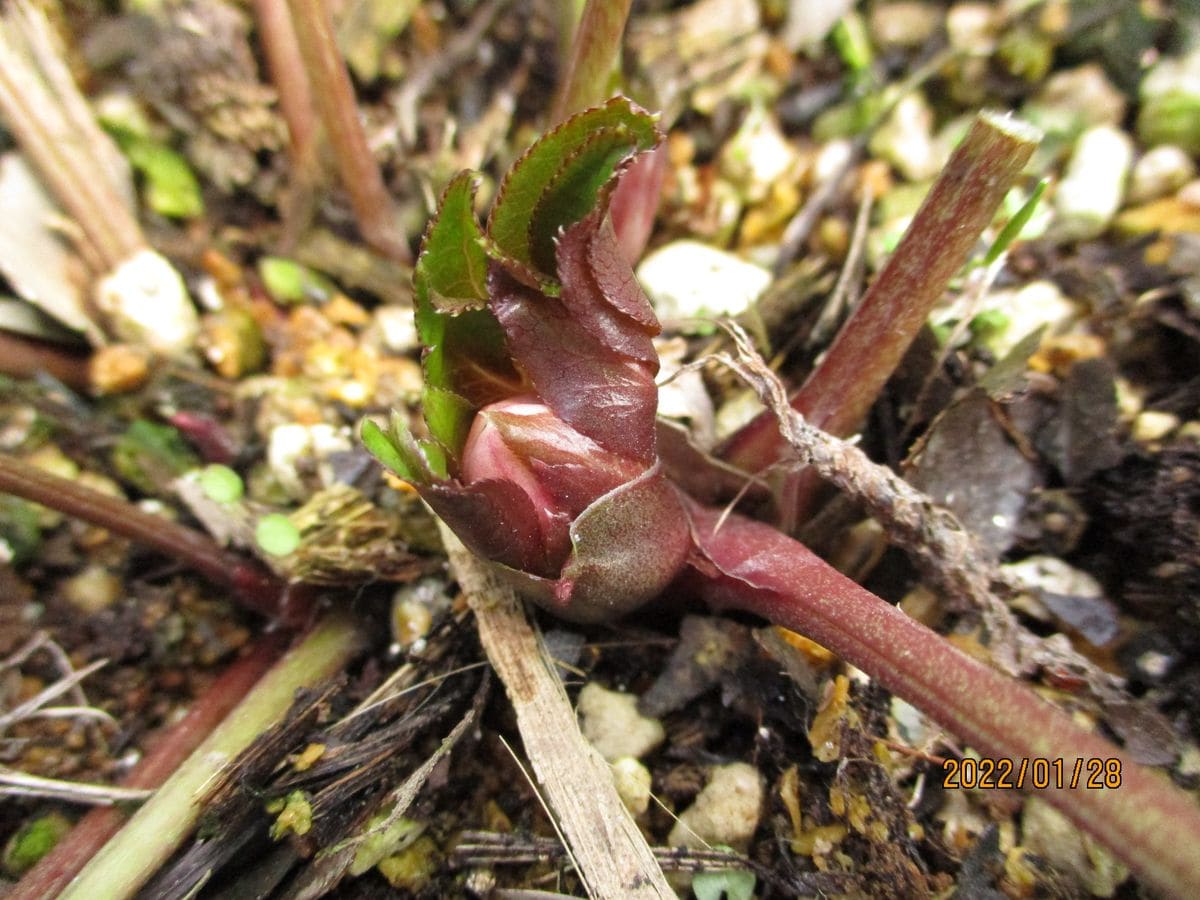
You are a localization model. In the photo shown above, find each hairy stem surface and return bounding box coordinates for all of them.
[689,504,1200,898]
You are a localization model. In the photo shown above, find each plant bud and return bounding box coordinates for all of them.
[461,396,644,569]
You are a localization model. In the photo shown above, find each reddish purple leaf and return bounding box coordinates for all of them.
[607,145,667,265]
[554,465,691,622]
[489,465,692,624]
[461,397,640,544]
[423,478,563,578]
[488,261,658,463]
[584,211,659,329]
[555,209,657,365]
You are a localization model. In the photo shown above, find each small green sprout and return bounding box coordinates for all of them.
[255,513,301,556]
[198,464,244,504]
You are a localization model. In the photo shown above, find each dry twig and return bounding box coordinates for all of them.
[438,522,674,900]
[706,321,1128,702]
[0,768,153,806]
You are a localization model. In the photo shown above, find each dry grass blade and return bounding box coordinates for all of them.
[437,521,674,900]
[283,677,487,900]
[0,767,153,806]
[0,658,110,733]
[0,2,142,272]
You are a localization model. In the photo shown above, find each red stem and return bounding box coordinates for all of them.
[0,453,304,622]
[252,0,318,176]
[8,631,288,900]
[0,331,90,390]
[551,0,634,124]
[687,503,1200,898]
[720,113,1039,484]
[283,0,410,264]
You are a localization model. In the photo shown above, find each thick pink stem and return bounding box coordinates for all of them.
[688,504,1200,898]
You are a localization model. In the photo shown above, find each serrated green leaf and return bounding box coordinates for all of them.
[361,418,416,480]
[417,438,449,479]
[487,97,658,274]
[479,240,562,296]
[527,127,644,274]
[361,414,435,483]
[414,171,489,313]
[421,384,474,462]
[417,290,513,400]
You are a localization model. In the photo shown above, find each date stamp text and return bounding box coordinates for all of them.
[942,757,1122,790]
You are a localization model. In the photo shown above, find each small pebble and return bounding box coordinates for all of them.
[610,756,653,816]
[869,92,941,182]
[954,280,1081,358]
[93,249,198,357]
[1178,179,1200,209]
[668,762,764,851]
[267,423,353,500]
[577,683,665,762]
[60,564,122,614]
[1025,64,1127,135]
[945,4,996,53]
[1054,125,1134,241]
[1177,421,1200,442]
[1132,410,1180,442]
[719,104,798,204]
[199,307,266,378]
[1021,798,1128,895]
[636,241,771,324]
[781,0,851,50]
[88,344,150,395]
[1127,146,1197,205]
[1138,47,1200,153]
[868,1,940,49]
[371,306,419,354]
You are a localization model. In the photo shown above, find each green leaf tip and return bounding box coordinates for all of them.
[360,414,435,483]
[487,96,660,276]
[415,171,490,314]
[984,178,1048,265]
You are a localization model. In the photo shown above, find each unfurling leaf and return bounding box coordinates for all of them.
[363,95,671,621]
[414,172,489,313]
[487,96,659,278]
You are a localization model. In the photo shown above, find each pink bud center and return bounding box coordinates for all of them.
[461,397,644,555]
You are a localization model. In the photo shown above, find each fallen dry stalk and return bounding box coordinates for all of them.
[707,322,1126,697]
[0,2,142,273]
[438,522,674,900]
[9,632,288,900]
[0,768,153,806]
[58,612,365,900]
